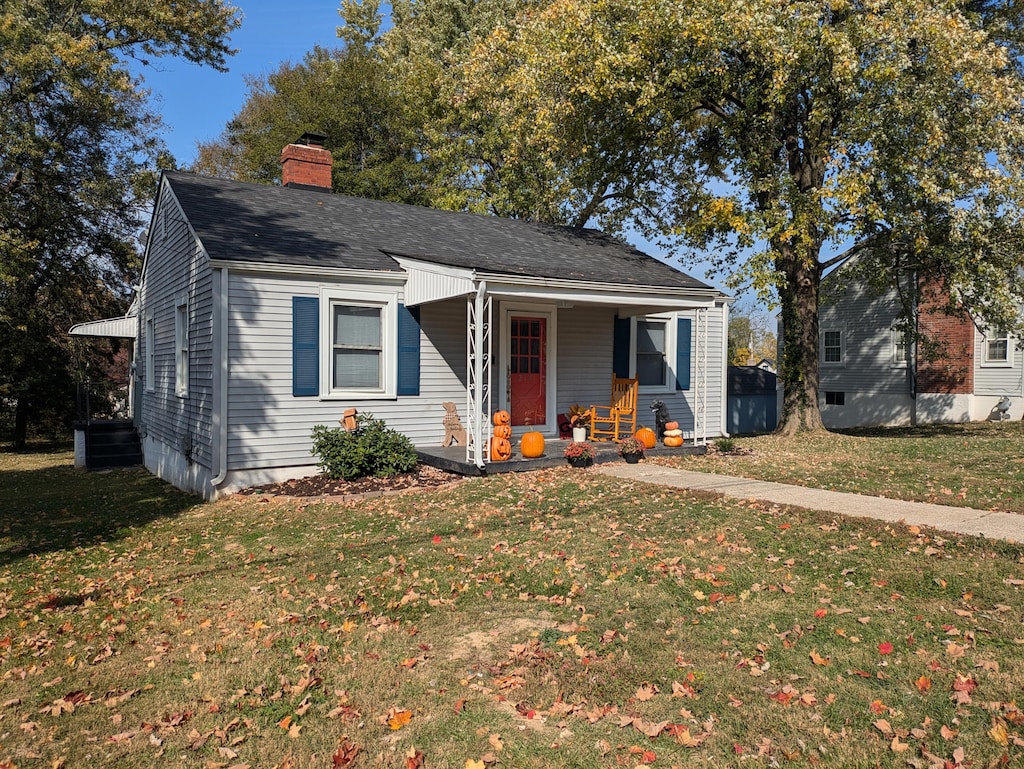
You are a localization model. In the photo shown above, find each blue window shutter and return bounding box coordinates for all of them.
[397,303,421,396]
[612,316,631,378]
[676,317,692,390]
[292,297,319,397]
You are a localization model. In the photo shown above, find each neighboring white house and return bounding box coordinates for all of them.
[91,136,731,499]
[814,264,1022,429]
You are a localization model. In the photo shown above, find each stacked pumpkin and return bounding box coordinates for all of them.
[662,421,683,447]
[490,410,512,461]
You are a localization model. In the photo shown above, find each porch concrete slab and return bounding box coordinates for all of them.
[596,464,1023,543]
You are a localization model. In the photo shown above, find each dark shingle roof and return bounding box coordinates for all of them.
[163,171,714,291]
[728,366,778,395]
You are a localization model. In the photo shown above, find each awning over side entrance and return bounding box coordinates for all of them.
[69,316,138,338]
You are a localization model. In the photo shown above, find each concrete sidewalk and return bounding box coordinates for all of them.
[596,463,1024,543]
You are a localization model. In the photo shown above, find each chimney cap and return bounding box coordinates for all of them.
[296,131,328,147]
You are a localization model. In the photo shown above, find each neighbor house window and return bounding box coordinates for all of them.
[145,317,155,392]
[822,330,843,364]
[892,329,910,366]
[320,288,397,397]
[175,301,189,397]
[983,328,1011,365]
[824,391,845,406]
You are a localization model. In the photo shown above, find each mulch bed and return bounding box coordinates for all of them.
[236,464,463,499]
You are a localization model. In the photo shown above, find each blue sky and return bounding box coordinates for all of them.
[143,0,342,165]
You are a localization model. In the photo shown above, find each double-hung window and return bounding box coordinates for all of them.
[983,328,1012,366]
[892,329,910,367]
[636,318,670,387]
[175,301,189,397]
[822,330,843,365]
[320,288,398,398]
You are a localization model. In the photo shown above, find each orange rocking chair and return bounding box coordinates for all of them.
[589,377,639,441]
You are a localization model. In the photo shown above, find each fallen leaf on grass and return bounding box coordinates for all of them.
[385,708,413,730]
[873,719,893,736]
[809,649,830,666]
[331,739,359,768]
[405,747,424,769]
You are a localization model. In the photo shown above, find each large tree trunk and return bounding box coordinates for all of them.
[775,245,825,435]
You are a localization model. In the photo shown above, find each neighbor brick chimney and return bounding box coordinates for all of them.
[280,132,332,191]
[916,278,975,395]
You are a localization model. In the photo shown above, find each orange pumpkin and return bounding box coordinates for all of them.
[520,431,545,458]
[634,427,656,449]
[493,410,511,426]
[663,435,683,447]
[664,421,679,431]
[493,423,512,440]
[490,437,512,461]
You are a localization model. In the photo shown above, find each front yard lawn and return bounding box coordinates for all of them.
[666,421,1024,514]
[1,446,1023,767]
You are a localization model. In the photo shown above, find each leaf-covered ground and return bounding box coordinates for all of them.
[665,421,1024,514]
[1,449,1023,768]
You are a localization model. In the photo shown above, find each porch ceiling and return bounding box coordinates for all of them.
[396,256,721,312]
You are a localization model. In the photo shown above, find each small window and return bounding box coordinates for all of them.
[822,330,842,364]
[332,304,383,389]
[175,302,189,397]
[636,319,668,387]
[145,317,155,393]
[824,391,845,406]
[892,329,910,366]
[319,287,398,398]
[984,328,1011,365]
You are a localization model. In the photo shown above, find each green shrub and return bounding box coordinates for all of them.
[715,437,737,454]
[310,414,419,481]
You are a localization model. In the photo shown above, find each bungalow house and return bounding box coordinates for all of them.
[87,136,730,498]
[815,263,1021,428]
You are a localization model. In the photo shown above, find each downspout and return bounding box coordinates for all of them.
[210,267,230,489]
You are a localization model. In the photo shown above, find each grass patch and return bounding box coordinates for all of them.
[1,451,1023,767]
[667,421,1024,513]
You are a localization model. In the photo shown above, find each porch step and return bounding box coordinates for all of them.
[82,420,143,470]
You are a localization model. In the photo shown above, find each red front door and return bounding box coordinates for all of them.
[509,316,547,427]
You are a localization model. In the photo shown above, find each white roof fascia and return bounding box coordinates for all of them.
[69,316,139,338]
[207,259,407,284]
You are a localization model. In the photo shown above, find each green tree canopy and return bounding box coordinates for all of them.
[1,0,239,446]
[461,0,1024,433]
[192,43,432,205]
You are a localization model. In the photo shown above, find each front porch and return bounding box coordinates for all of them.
[416,439,706,476]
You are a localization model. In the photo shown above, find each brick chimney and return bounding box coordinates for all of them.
[280,132,332,191]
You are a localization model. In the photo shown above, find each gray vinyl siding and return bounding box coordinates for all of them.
[974,328,1024,397]
[225,273,469,470]
[819,282,911,401]
[137,189,215,467]
[555,306,616,417]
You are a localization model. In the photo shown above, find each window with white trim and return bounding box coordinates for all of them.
[892,329,909,367]
[145,317,155,392]
[822,330,843,364]
[983,328,1012,365]
[320,288,397,397]
[175,302,189,397]
[636,318,669,387]
[624,314,682,392]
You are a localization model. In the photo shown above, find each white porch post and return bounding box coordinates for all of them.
[466,282,492,468]
[693,307,709,446]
